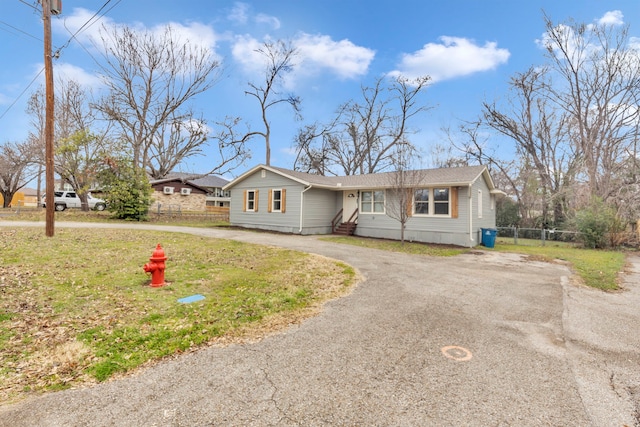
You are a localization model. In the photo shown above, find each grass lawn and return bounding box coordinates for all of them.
[0,227,356,403]
[0,208,229,228]
[322,235,627,291]
[493,239,626,291]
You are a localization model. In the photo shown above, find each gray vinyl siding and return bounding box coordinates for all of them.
[299,189,338,234]
[355,180,496,247]
[227,166,497,247]
[229,170,304,234]
[471,178,497,243]
[355,186,471,246]
[228,170,338,235]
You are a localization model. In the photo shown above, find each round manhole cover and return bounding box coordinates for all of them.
[441,345,473,361]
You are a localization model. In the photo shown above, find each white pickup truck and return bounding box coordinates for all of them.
[42,191,107,211]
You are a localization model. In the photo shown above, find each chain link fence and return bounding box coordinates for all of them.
[497,227,582,246]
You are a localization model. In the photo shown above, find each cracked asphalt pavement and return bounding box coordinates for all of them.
[1,222,640,426]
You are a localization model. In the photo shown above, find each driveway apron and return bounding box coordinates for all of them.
[1,222,639,426]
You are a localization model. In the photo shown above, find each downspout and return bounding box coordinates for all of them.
[299,185,312,233]
[468,184,474,248]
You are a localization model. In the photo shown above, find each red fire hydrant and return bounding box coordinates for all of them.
[143,243,167,287]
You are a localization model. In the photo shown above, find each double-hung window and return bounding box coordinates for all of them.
[413,188,452,216]
[414,189,430,214]
[268,189,286,213]
[361,190,385,213]
[245,190,257,212]
[272,190,282,212]
[433,188,449,215]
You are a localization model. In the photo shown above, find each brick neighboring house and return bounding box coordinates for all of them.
[149,173,230,212]
[0,187,38,207]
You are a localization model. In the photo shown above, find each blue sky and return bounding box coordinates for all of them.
[2,0,640,177]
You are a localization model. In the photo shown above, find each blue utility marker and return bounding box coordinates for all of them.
[178,294,205,304]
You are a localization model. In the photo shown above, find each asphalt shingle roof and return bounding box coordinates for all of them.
[156,173,229,188]
[268,165,490,189]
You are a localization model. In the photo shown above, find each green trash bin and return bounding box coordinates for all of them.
[481,228,497,248]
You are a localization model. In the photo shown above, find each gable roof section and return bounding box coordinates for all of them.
[224,164,498,191]
[149,178,209,193]
[161,172,229,188]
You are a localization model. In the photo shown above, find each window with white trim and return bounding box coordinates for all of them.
[433,188,449,215]
[414,189,430,214]
[246,190,256,211]
[361,190,385,213]
[478,189,483,218]
[272,189,282,212]
[413,188,451,216]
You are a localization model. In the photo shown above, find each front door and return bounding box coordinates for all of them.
[342,191,358,222]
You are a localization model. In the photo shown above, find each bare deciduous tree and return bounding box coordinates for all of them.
[56,80,112,210]
[242,40,301,166]
[428,141,469,169]
[384,142,425,244]
[28,80,112,210]
[482,67,579,225]
[541,13,640,204]
[146,114,207,179]
[0,140,39,208]
[294,76,430,175]
[96,24,222,175]
[56,130,111,210]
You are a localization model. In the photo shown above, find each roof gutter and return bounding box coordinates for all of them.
[468,184,474,247]
[299,185,313,233]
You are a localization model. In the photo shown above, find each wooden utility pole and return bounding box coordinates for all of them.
[43,0,55,236]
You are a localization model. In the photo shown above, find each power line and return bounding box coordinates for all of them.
[0,67,44,121]
[56,0,119,56]
[0,0,122,123]
[0,19,42,42]
[17,0,39,12]
[55,0,123,73]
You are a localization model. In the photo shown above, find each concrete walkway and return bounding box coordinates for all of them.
[1,221,639,426]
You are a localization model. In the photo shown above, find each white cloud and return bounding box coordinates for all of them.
[230,34,265,76]
[294,33,375,79]
[227,3,280,30]
[231,33,375,85]
[52,7,112,47]
[255,13,281,30]
[389,36,510,83]
[598,10,624,26]
[228,2,249,25]
[55,8,220,57]
[537,11,630,63]
[53,62,103,88]
[152,22,220,54]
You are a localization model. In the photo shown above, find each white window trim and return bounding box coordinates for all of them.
[413,188,430,216]
[413,187,452,218]
[360,189,386,214]
[272,188,283,213]
[478,189,483,219]
[246,190,256,212]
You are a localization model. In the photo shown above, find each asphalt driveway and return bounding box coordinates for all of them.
[1,222,640,426]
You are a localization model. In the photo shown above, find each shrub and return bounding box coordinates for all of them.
[574,198,623,249]
[99,158,152,221]
[496,197,520,227]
